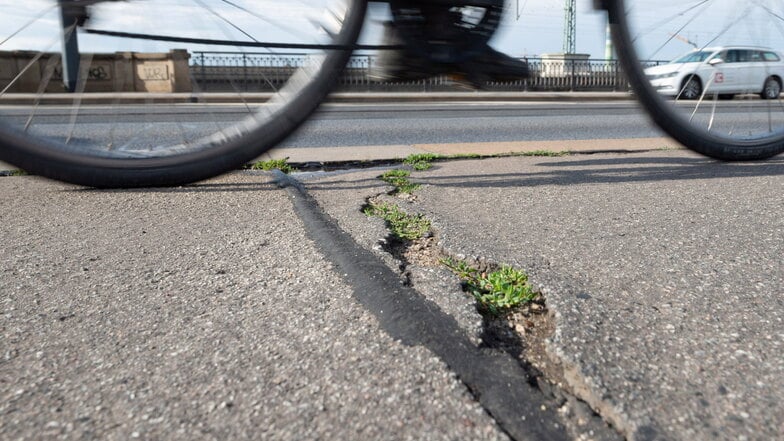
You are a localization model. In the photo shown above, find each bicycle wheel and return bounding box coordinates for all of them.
[0,0,366,188]
[601,0,784,160]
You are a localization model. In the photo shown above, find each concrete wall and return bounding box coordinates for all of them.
[0,49,632,94]
[0,50,191,93]
[539,53,592,78]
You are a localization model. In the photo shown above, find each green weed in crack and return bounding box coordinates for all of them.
[441,257,538,316]
[363,201,431,241]
[515,150,568,157]
[247,158,296,174]
[404,153,444,171]
[362,173,615,437]
[380,169,421,194]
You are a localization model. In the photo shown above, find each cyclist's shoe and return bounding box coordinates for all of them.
[460,46,530,87]
[368,22,433,82]
[369,23,529,88]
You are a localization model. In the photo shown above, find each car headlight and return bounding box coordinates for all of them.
[647,72,679,80]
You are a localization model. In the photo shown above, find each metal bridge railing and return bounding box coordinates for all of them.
[191,52,666,93]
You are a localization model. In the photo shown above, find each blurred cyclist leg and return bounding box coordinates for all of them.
[370,2,529,88]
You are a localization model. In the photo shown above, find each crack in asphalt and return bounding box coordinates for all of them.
[360,184,625,441]
[272,170,569,441]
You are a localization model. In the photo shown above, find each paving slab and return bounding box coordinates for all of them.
[0,174,508,440]
[300,168,488,349]
[3,149,782,441]
[305,151,784,441]
[404,151,784,441]
[258,145,428,164]
[414,137,683,156]
[253,138,685,167]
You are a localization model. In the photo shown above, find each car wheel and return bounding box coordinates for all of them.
[760,77,781,100]
[679,75,702,100]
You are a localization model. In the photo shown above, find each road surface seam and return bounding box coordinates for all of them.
[358,178,625,441]
[272,170,569,441]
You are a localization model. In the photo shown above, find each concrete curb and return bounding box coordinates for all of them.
[0,91,635,105]
[1,140,682,174]
[327,91,634,103]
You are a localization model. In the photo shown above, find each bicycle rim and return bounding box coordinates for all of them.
[607,0,784,160]
[0,0,366,187]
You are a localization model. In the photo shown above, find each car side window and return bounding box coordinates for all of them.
[711,51,728,63]
[738,50,751,63]
[763,51,781,62]
[750,51,763,62]
[725,50,739,63]
[725,50,755,63]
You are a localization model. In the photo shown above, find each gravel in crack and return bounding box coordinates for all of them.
[403,236,442,267]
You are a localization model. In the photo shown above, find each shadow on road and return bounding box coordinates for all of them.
[67,175,280,194]
[414,155,784,189]
[300,154,784,192]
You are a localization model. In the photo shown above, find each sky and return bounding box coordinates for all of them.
[490,0,610,57]
[1,1,783,63]
[0,1,614,59]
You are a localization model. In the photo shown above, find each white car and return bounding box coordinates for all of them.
[645,46,784,100]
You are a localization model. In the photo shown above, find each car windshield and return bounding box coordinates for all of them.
[671,51,714,64]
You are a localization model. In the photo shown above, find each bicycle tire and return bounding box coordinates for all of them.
[602,0,784,160]
[0,0,367,188]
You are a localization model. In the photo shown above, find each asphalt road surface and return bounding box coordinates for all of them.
[0,101,664,150]
[283,102,665,147]
[305,150,784,441]
[1,133,782,439]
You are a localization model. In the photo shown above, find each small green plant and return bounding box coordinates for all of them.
[516,150,569,157]
[363,201,431,241]
[380,169,410,182]
[249,158,296,174]
[441,257,537,315]
[380,169,420,194]
[440,257,479,280]
[404,153,443,171]
[448,153,482,160]
[10,169,28,176]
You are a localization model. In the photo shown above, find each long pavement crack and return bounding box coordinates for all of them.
[360,189,624,441]
[273,170,569,441]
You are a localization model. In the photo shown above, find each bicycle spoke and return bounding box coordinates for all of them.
[193,0,281,96]
[699,5,754,50]
[0,31,64,96]
[0,0,366,186]
[631,0,712,56]
[65,53,93,145]
[613,0,784,159]
[194,0,261,44]
[218,0,313,42]
[0,3,57,48]
[23,54,61,132]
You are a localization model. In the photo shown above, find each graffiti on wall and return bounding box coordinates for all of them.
[137,63,170,81]
[52,64,113,81]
